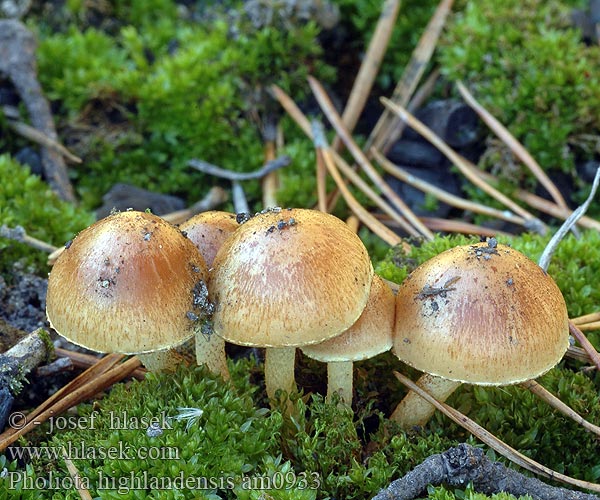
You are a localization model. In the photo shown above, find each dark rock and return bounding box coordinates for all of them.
[386,139,444,168]
[576,160,600,184]
[384,165,462,219]
[0,387,14,433]
[0,82,19,107]
[14,146,43,177]
[405,100,481,148]
[96,183,186,219]
[0,266,48,333]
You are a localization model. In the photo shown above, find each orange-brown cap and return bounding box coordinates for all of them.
[209,208,374,347]
[179,211,238,268]
[46,211,209,354]
[302,275,394,362]
[393,241,569,385]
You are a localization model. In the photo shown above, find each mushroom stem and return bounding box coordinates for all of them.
[327,361,354,405]
[137,350,184,372]
[196,333,230,381]
[390,373,461,428]
[264,347,296,402]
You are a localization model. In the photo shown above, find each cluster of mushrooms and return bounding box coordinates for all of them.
[45,208,570,427]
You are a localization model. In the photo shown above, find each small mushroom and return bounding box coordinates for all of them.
[302,275,395,406]
[391,241,569,428]
[46,211,209,371]
[208,208,373,408]
[179,210,239,379]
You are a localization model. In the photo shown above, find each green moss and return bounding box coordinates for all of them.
[0,154,94,277]
[33,3,334,212]
[332,0,440,90]
[438,0,600,213]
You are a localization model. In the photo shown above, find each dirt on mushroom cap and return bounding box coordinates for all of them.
[209,208,374,347]
[46,210,208,354]
[393,242,569,385]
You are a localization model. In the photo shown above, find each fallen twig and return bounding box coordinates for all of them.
[3,106,82,164]
[188,156,290,181]
[367,0,455,153]
[380,97,546,234]
[333,0,401,151]
[0,224,59,254]
[456,81,570,215]
[392,370,600,493]
[0,20,75,202]
[309,76,433,239]
[161,186,228,224]
[372,443,599,500]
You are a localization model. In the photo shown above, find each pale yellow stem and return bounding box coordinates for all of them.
[265,347,297,402]
[196,333,230,381]
[390,373,460,428]
[326,360,354,406]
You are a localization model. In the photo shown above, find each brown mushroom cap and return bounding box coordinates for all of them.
[209,208,374,347]
[179,211,238,267]
[46,211,208,354]
[302,275,395,362]
[393,241,569,385]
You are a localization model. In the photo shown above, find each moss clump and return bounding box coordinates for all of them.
[33,1,334,211]
[0,154,94,277]
[438,0,600,212]
[333,0,440,91]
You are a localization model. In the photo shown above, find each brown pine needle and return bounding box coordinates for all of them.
[472,169,600,231]
[0,356,141,452]
[521,379,600,438]
[311,123,408,249]
[457,81,570,214]
[62,448,93,500]
[55,348,147,380]
[273,83,416,239]
[380,97,546,233]
[417,217,512,238]
[570,321,600,372]
[577,321,600,332]
[572,312,600,326]
[309,76,434,239]
[392,370,600,493]
[371,148,529,228]
[368,0,455,153]
[333,0,401,151]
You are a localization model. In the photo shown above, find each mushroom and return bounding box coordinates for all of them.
[179,211,239,268]
[46,210,211,371]
[301,275,395,405]
[208,208,373,405]
[179,210,239,379]
[390,240,569,428]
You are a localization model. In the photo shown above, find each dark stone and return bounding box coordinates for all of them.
[404,100,481,148]
[386,139,444,168]
[14,146,43,177]
[384,165,462,218]
[0,387,14,433]
[0,267,48,333]
[576,160,600,184]
[0,82,19,107]
[96,183,186,219]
